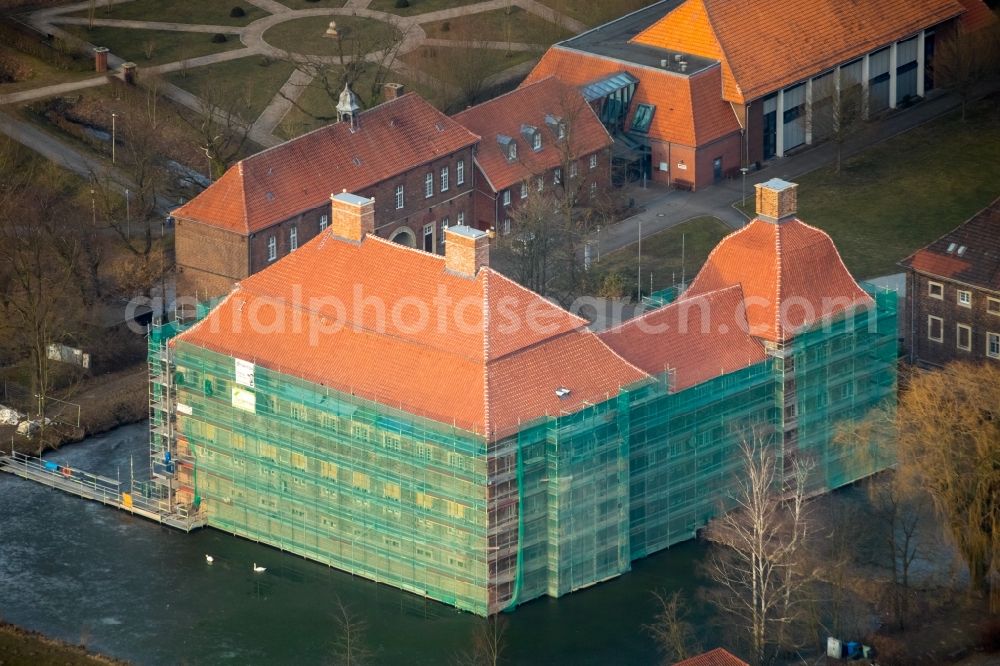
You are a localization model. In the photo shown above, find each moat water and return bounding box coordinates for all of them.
[0,422,711,664]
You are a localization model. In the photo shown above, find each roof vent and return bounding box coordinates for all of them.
[947,242,957,254]
[674,54,682,62]
[679,60,687,72]
[435,122,444,132]
[957,245,967,256]
[352,156,362,167]
[555,387,571,399]
[660,58,667,68]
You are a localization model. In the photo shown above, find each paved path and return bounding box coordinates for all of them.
[53,17,243,34]
[422,38,545,52]
[0,109,108,178]
[250,68,314,143]
[245,0,292,14]
[597,88,985,260]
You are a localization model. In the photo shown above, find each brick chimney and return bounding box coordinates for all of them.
[445,225,490,278]
[330,191,375,242]
[755,178,798,223]
[383,82,405,101]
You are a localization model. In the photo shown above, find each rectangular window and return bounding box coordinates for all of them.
[425,172,433,198]
[631,103,655,132]
[589,154,598,169]
[988,297,1000,315]
[457,211,464,226]
[502,218,511,235]
[553,168,561,185]
[928,315,943,342]
[570,161,578,178]
[289,225,298,251]
[502,190,511,206]
[423,223,434,253]
[520,181,528,199]
[440,166,449,192]
[536,176,543,192]
[988,332,1000,359]
[957,323,972,351]
[267,235,277,261]
[456,159,465,185]
[928,281,943,299]
[590,182,597,196]
[395,184,404,209]
[958,290,972,307]
[319,214,328,231]
[532,132,542,151]
[440,217,449,246]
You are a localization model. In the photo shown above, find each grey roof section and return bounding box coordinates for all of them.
[332,192,372,206]
[448,225,487,240]
[561,0,717,77]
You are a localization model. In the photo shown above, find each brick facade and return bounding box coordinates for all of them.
[175,219,249,299]
[906,272,1000,366]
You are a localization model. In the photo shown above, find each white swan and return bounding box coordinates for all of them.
[205,554,214,564]
[253,562,266,573]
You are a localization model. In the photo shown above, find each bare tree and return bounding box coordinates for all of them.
[493,191,560,295]
[809,74,868,174]
[704,438,814,666]
[644,590,700,664]
[328,597,371,666]
[420,25,510,111]
[894,362,1000,612]
[869,474,926,630]
[174,76,253,179]
[935,24,999,122]
[452,614,507,666]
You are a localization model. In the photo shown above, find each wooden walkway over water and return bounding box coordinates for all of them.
[0,451,205,532]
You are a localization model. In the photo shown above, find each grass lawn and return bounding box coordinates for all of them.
[368,0,483,17]
[275,0,346,7]
[402,44,537,80]
[262,15,400,57]
[66,0,267,26]
[594,216,732,296]
[60,26,244,66]
[536,0,656,27]
[737,96,1000,279]
[0,44,96,94]
[421,6,571,44]
[167,56,295,123]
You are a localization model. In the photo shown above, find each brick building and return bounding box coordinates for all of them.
[525,0,993,190]
[172,87,480,299]
[900,197,1000,366]
[451,77,613,235]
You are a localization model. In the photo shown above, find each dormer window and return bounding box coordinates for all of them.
[521,125,541,151]
[632,103,655,133]
[497,134,517,161]
[545,114,566,139]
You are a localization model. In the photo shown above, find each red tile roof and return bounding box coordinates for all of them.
[172,93,480,234]
[452,77,612,192]
[899,196,1000,291]
[956,0,998,31]
[674,647,750,666]
[174,231,648,439]
[524,46,741,147]
[685,217,873,343]
[599,285,767,391]
[632,0,970,103]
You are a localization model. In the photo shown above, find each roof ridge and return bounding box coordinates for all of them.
[790,217,874,308]
[606,283,745,334]
[484,268,588,328]
[899,194,1000,267]
[237,161,249,232]
[687,219,755,292]
[774,221,783,341]
[453,75,558,121]
[482,269,491,438]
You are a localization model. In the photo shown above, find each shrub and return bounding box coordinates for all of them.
[211,33,228,43]
[395,0,410,7]
[0,55,33,83]
[229,6,245,17]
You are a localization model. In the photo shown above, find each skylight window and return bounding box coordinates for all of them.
[957,246,967,256]
[632,103,655,133]
[947,242,957,253]
[555,387,571,398]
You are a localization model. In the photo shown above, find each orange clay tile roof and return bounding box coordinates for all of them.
[171,93,480,234]
[598,285,767,391]
[899,196,1000,291]
[685,217,873,343]
[674,647,750,666]
[524,46,740,147]
[173,231,649,439]
[957,0,998,31]
[452,77,612,193]
[632,0,970,103]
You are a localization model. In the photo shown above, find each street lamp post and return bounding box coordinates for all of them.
[111,112,117,164]
[125,187,130,239]
[741,166,749,207]
[637,218,642,301]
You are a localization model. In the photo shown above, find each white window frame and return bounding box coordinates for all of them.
[590,182,598,196]
[553,167,562,185]
[569,161,578,178]
[457,211,464,226]
[502,189,511,207]
[502,218,511,235]
[440,166,449,192]
[956,323,972,351]
[928,281,943,299]
[456,159,465,185]
[289,225,298,251]
[425,173,433,198]
[395,184,404,210]
[988,331,1000,359]
[957,289,972,308]
[267,235,277,261]
[589,153,598,169]
[423,223,434,252]
[532,132,542,151]
[520,182,528,199]
[536,176,543,192]
[927,315,944,343]
[988,297,1000,316]
[319,214,328,231]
